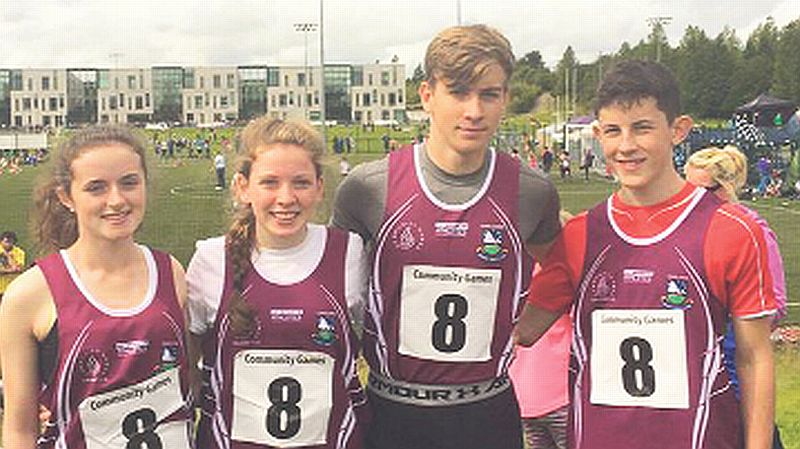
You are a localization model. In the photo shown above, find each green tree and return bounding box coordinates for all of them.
[405,63,424,106]
[674,26,737,118]
[725,18,778,111]
[773,18,800,104]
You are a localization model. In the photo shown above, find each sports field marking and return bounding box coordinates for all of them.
[169,182,226,200]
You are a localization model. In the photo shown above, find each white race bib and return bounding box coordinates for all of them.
[590,309,689,409]
[232,349,335,448]
[399,265,501,362]
[78,368,190,449]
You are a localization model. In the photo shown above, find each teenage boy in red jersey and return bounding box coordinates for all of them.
[515,60,776,449]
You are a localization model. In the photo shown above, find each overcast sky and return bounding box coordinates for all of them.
[1,1,797,75]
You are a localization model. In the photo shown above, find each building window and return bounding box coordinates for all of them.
[135,96,143,110]
[128,97,132,110]
[49,97,58,110]
[307,93,312,107]
[380,93,385,106]
[27,78,32,91]
[279,94,287,107]
[271,95,276,108]
[200,77,204,89]
[53,74,58,90]
[194,95,203,109]
[284,75,289,86]
[42,76,50,91]
[128,75,136,89]
[363,93,371,107]
[60,96,64,108]
[368,74,373,86]
[187,112,195,123]
[213,75,221,89]
[298,73,306,87]
[101,97,106,110]
[314,92,319,105]
[14,98,19,111]
[382,110,390,120]
[33,98,38,109]
[109,96,117,110]
[381,71,390,86]
[114,77,119,89]
[354,93,360,107]
[145,93,150,107]
[227,73,235,88]
[388,93,396,106]
[398,89,403,103]
[139,74,144,89]
[56,115,64,126]
[14,116,22,126]
[43,115,51,126]
[213,96,217,109]
[220,96,229,108]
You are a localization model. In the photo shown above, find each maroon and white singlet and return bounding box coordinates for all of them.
[367,147,533,385]
[571,190,742,449]
[37,247,192,449]
[198,228,366,449]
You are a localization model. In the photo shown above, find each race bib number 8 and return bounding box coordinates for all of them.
[399,265,501,362]
[590,309,689,409]
[78,368,190,449]
[232,349,334,448]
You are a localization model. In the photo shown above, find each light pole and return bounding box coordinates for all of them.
[319,0,327,149]
[647,16,672,63]
[294,22,318,121]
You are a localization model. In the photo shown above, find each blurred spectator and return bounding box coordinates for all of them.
[0,231,25,301]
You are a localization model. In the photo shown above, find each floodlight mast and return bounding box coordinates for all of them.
[647,16,672,63]
[294,22,318,121]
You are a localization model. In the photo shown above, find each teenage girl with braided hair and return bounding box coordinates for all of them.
[0,125,193,449]
[685,145,787,449]
[186,117,368,449]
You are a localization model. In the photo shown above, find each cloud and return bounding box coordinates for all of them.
[0,0,795,76]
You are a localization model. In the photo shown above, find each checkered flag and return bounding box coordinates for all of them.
[734,114,766,144]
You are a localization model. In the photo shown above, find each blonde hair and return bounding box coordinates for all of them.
[424,24,514,89]
[685,145,748,202]
[31,125,149,254]
[226,117,324,337]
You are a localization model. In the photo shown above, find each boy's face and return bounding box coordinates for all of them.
[420,63,508,160]
[1,237,13,251]
[593,97,692,203]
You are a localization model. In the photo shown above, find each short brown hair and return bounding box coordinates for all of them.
[594,60,681,123]
[424,24,514,89]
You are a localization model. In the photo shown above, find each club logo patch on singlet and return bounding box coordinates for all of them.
[661,276,693,310]
[391,221,425,251]
[590,309,689,410]
[476,226,508,262]
[77,349,110,383]
[232,349,335,447]
[78,367,191,449]
[311,314,338,346]
[154,342,180,374]
[589,271,617,303]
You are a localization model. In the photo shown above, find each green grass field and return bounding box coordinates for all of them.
[0,148,797,447]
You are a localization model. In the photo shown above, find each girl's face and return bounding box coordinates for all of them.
[59,144,147,244]
[237,143,323,249]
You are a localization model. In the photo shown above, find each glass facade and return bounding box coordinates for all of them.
[238,66,268,120]
[267,67,280,87]
[152,67,184,123]
[0,70,9,126]
[66,69,98,125]
[324,65,351,123]
[351,66,363,86]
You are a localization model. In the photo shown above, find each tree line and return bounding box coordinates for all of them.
[406,16,800,120]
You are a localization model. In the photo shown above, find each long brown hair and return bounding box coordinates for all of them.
[31,124,149,254]
[226,117,324,337]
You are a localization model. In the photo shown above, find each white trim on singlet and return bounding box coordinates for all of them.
[676,246,718,449]
[370,193,418,377]
[487,196,526,378]
[413,145,497,211]
[60,244,157,317]
[571,243,611,449]
[606,187,707,247]
[55,320,94,449]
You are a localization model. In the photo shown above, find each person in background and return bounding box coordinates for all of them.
[0,231,25,301]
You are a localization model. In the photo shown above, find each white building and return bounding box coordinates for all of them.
[10,69,68,128]
[97,68,153,124]
[350,63,405,124]
[182,66,239,125]
[266,66,322,121]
